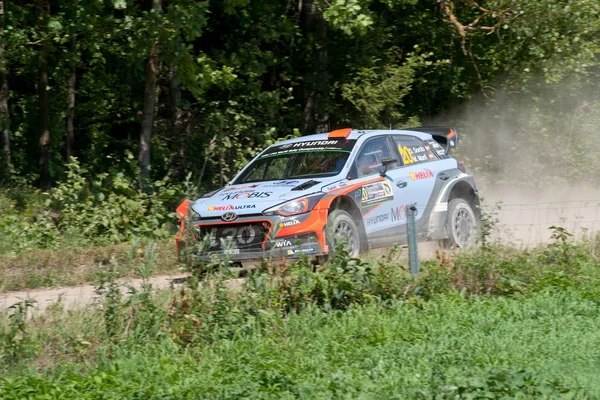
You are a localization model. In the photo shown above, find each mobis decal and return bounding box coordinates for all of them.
[391,205,407,222]
[220,192,272,200]
[361,181,394,207]
[409,169,434,180]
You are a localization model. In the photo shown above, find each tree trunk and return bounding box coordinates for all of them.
[38,0,51,190]
[0,74,9,180]
[169,65,185,178]
[138,0,162,181]
[300,0,328,134]
[0,0,10,180]
[66,35,76,161]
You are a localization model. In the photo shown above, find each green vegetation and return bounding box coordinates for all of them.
[1,1,600,395]
[1,231,600,398]
[0,0,599,258]
[1,0,600,190]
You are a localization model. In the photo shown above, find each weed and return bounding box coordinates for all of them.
[0,300,37,363]
[94,260,124,340]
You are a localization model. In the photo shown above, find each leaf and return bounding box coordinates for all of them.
[113,0,127,10]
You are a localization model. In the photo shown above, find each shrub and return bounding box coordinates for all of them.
[50,159,179,245]
[0,158,183,254]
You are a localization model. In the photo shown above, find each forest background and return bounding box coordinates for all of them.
[1,0,599,252]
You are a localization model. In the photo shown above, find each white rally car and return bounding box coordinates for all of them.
[176,127,480,263]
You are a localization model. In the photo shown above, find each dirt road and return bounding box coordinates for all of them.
[3,191,598,316]
[0,274,190,316]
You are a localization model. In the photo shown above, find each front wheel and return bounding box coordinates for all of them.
[326,210,361,258]
[441,198,478,248]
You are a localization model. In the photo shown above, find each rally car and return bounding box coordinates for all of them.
[175,127,480,264]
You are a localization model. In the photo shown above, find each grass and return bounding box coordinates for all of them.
[1,292,599,398]
[0,229,599,398]
[0,239,181,292]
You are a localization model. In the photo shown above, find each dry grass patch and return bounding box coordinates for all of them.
[0,240,181,292]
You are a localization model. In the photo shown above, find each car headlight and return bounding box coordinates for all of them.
[264,193,325,217]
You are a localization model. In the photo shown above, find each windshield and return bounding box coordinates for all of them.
[234,139,356,184]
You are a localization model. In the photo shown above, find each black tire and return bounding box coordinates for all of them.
[326,210,361,258]
[441,198,478,248]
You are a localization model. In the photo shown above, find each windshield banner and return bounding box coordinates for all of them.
[260,139,356,158]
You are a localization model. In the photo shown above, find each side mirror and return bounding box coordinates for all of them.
[379,158,398,177]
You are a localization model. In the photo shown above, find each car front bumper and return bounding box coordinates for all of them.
[176,211,329,264]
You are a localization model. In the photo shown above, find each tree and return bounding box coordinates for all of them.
[0,0,9,180]
[138,0,162,181]
[38,0,51,190]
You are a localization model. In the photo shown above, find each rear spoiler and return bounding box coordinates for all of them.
[408,126,458,154]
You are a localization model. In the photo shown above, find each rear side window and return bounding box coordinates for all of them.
[393,136,438,166]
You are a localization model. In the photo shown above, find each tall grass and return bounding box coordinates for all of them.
[0,229,599,398]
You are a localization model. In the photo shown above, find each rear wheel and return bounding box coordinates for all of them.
[326,210,361,258]
[442,198,477,248]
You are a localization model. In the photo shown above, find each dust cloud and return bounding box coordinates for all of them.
[427,80,600,246]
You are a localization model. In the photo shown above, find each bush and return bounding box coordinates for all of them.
[0,159,183,254]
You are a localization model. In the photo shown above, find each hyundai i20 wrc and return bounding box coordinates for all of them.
[175,127,480,264]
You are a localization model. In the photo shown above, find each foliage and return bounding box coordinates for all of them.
[0,234,600,396]
[2,270,600,397]
[0,158,180,255]
[1,0,599,190]
[49,158,178,245]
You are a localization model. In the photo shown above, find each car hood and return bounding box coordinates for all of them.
[191,177,347,218]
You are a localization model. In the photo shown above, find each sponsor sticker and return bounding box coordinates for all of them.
[264,180,299,188]
[425,139,446,155]
[260,139,356,158]
[326,181,349,191]
[366,213,389,226]
[409,169,434,180]
[361,181,394,207]
[274,239,293,248]
[222,184,260,193]
[222,249,240,255]
[286,248,316,255]
[279,219,300,228]
[208,204,256,211]
[221,192,272,200]
[391,205,407,222]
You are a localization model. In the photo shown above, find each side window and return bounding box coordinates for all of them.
[355,137,397,178]
[393,136,439,166]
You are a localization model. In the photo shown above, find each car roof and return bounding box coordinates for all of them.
[274,129,433,146]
